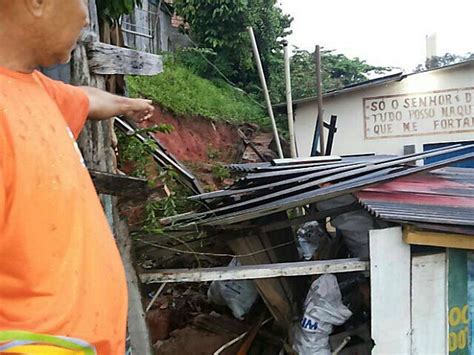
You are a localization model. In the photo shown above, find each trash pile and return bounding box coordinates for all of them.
[137,144,474,354]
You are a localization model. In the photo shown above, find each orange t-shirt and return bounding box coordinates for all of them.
[0,67,127,354]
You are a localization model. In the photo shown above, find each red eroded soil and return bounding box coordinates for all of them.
[147,105,242,164]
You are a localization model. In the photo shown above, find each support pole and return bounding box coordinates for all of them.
[248,27,284,159]
[283,41,297,158]
[315,45,326,156]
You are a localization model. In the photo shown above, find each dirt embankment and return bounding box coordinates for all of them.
[148,105,243,165]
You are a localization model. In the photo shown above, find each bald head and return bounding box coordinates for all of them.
[0,0,89,71]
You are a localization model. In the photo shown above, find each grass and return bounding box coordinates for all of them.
[126,61,268,126]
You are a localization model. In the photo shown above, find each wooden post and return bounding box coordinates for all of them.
[315,45,325,156]
[70,3,154,354]
[247,27,284,159]
[325,115,338,155]
[283,41,297,158]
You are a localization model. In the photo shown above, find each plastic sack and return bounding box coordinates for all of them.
[292,274,352,355]
[207,258,259,319]
[296,221,325,260]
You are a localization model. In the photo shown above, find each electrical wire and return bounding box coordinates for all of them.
[136,238,296,259]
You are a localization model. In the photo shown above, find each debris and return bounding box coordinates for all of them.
[193,313,283,347]
[154,327,235,355]
[331,336,351,355]
[292,275,352,355]
[329,324,372,355]
[146,282,167,313]
[316,195,380,259]
[207,258,259,319]
[296,221,326,260]
[213,316,271,355]
[235,315,271,355]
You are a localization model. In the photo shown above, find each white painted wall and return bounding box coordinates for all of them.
[370,228,448,354]
[294,63,474,156]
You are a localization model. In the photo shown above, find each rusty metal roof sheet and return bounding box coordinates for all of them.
[356,167,474,233]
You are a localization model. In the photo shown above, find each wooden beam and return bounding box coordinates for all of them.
[87,42,163,75]
[140,258,368,283]
[89,169,149,197]
[228,232,293,328]
[404,226,474,250]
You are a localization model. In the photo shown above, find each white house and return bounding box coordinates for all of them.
[288,60,474,162]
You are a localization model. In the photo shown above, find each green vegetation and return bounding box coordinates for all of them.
[416,52,474,71]
[126,61,268,126]
[141,169,195,233]
[117,128,197,233]
[117,124,174,179]
[270,48,390,103]
[174,0,292,91]
[173,0,388,106]
[211,164,230,182]
[97,0,142,24]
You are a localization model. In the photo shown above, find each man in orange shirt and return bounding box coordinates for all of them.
[0,1,154,354]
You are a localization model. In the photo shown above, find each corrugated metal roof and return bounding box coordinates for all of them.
[356,167,474,234]
[166,144,474,228]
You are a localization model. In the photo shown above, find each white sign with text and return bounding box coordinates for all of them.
[363,88,474,139]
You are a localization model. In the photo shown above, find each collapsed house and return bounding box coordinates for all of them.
[138,144,474,354]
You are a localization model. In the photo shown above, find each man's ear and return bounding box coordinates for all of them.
[23,0,46,17]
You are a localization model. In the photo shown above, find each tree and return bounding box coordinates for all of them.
[269,48,389,103]
[96,0,142,24]
[416,52,474,71]
[174,0,292,91]
[173,1,388,106]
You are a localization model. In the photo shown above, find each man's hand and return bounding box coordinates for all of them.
[123,98,154,123]
[80,86,155,122]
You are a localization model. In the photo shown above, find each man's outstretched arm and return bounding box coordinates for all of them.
[79,86,154,122]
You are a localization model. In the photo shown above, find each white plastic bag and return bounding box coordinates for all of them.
[297,221,323,260]
[207,258,259,319]
[292,274,352,355]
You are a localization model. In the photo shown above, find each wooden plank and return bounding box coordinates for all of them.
[89,169,149,197]
[259,222,306,312]
[370,227,411,354]
[87,42,163,75]
[404,227,474,250]
[139,258,368,283]
[411,253,447,354]
[72,16,153,355]
[229,234,292,328]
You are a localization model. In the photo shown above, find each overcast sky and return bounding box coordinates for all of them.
[279,0,474,71]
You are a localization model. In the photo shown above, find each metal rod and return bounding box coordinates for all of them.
[332,336,351,355]
[247,27,284,159]
[315,45,326,155]
[283,41,297,158]
[121,27,153,39]
[145,282,167,312]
